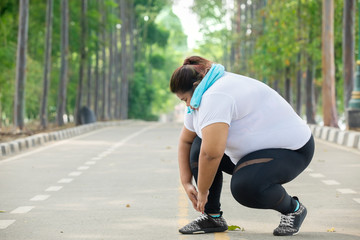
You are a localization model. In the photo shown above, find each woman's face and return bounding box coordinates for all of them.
[176,91,193,108]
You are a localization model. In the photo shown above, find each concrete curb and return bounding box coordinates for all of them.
[0,120,133,159]
[1,122,358,159]
[309,124,360,151]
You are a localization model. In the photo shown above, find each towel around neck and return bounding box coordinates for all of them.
[187,63,225,114]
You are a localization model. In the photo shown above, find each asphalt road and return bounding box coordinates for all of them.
[0,121,359,240]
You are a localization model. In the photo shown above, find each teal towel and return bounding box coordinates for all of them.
[188,64,225,113]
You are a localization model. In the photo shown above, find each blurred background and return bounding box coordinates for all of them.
[0,0,358,135]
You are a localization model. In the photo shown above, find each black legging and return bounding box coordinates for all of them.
[190,135,315,214]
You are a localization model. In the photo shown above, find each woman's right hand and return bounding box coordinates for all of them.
[183,183,198,210]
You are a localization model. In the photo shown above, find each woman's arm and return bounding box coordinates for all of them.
[178,126,198,209]
[178,126,197,185]
[196,122,229,213]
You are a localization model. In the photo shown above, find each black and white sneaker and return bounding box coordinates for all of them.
[179,212,228,234]
[273,198,307,236]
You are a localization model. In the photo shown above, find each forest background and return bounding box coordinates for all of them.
[0,0,358,140]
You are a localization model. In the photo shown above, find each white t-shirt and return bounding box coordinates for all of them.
[184,72,312,165]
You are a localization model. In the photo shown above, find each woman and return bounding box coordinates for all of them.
[170,56,314,236]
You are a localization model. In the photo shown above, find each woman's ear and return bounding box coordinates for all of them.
[193,81,200,87]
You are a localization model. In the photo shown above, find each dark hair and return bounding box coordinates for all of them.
[169,56,213,93]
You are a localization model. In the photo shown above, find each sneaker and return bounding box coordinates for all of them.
[179,212,228,234]
[273,198,307,236]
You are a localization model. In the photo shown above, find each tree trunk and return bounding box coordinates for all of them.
[128,0,135,82]
[94,39,100,119]
[114,26,120,119]
[295,0,302,116]
[285,66,292,104]
[108,27,113,119]
[57,0,69,126]
[306,54,316,124]
[343,0,355,109]
[86,56,92,108]
[75,0,87,125]
[321,0,338,127]
[296,53,302,115]
[40,0,53,129]
[101,0,107,120]
[119,0,128,119]
[234,0,242,73]
[14,0,29,130]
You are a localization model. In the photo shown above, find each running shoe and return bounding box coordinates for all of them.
[179,212,228,234]
[273,197,307,236]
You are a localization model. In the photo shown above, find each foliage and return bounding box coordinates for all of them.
[192,0,353,122]
[0,0,186,127]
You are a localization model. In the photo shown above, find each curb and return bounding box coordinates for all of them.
[1,122,359,159]
[0,120,133,159]
[309,124,360,151]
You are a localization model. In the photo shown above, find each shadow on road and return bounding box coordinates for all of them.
[212,231,360,240]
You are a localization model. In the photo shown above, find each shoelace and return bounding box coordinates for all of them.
[194,213,208,223]
[279,214,295,227]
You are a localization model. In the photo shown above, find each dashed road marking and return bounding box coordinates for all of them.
[10,206,34,214]
[85,161,96,165]
[336,188,357,194]
[46,186,63,192]
[353,198,360,204]
[215,232,230,240]
[58,178,73,183]
[30,195,50,201]
[91,157,101,161]
[68,171,82,176]
[304,168,313,172]
[178,184,189,229]
[309,173,325,178]
[0,220,15,229]
[322,180,340,185]
[77,166,89,170]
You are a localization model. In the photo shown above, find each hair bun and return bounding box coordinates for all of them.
[183,56,199,65]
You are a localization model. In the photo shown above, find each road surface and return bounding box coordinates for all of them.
[0,121,359,239]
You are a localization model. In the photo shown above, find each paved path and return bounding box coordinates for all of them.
[0,121,359,239]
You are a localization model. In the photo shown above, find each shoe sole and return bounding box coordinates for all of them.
[179,226,228,234]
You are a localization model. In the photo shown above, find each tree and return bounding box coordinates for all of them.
[295,0,303,115]
[40,0,53,129]
[342,0,355,109]
[75,0,87,125]
[57,0,69,126]
[100,0,107,120]
[119,0,128,119]
[14,0,29,130]
[321,0,338,127]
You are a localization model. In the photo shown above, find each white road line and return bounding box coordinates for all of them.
[77,166,90,170]
[353,198,360,204]
[68,171,82,176]
[336,188,357,194]
[58,178,73,183]
[0,220,15,229]
[322,180,340,185]
[10,206,35,214]
[30,195,50,201]
[304,168,313,172]
[45,186,63,192]
[85,161,96,165]
[112,123,161,149]
[91,157,101,161]
[309,173,325,178]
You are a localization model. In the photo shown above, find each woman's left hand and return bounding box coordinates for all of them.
[196,191,209,213]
